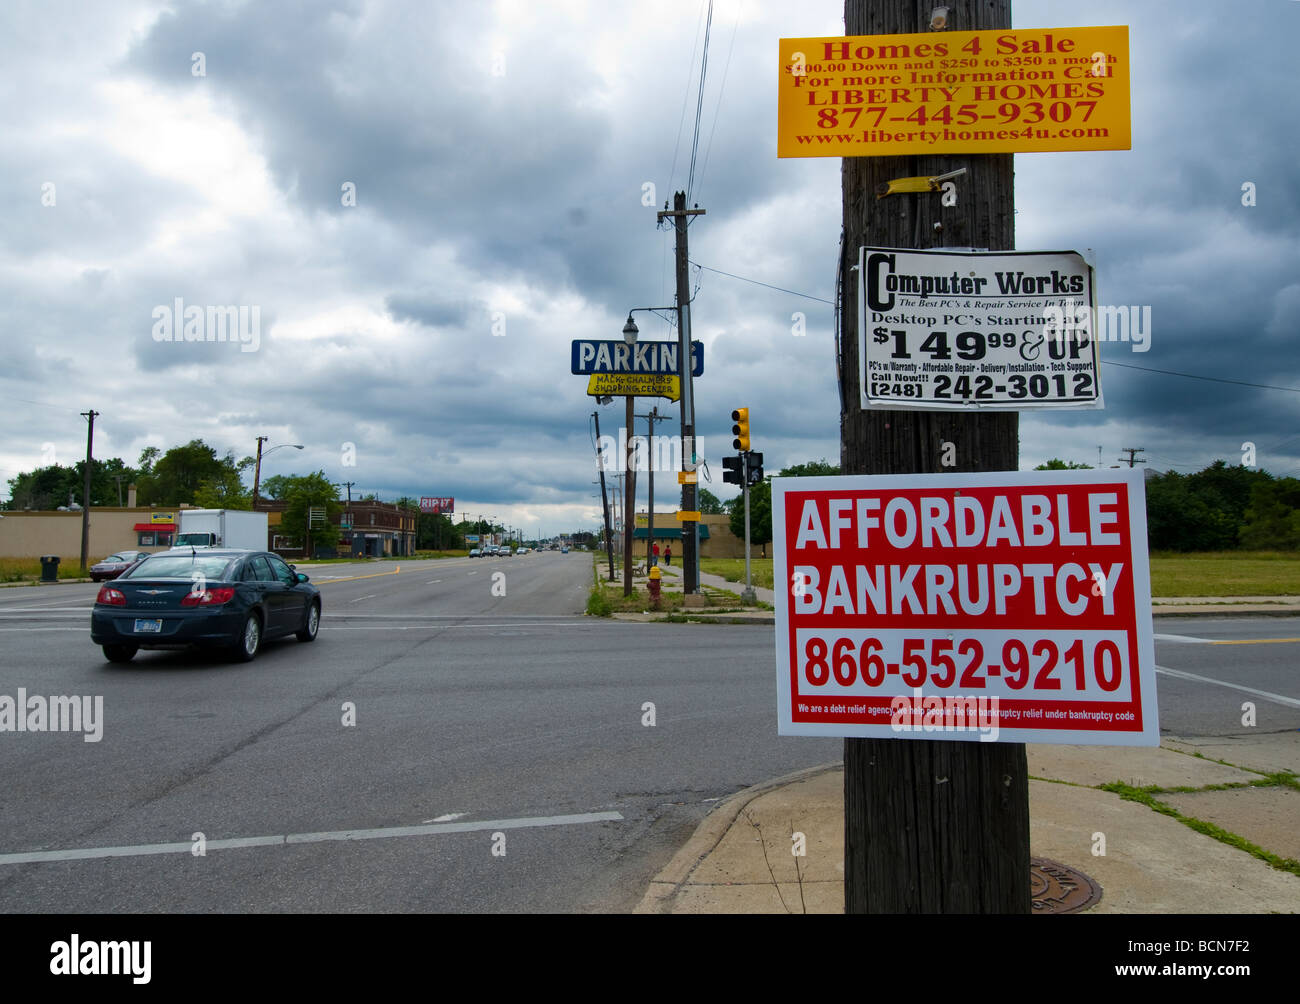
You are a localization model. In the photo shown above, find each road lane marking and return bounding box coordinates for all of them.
[1208,637,1300,645]
[0,811,624,867]
[426,579,442,584]
[348,594,378,603]
[422,812,465,823]
[1155,665,1300,709]
[1154,633,1212,643]
[316,569,403,584]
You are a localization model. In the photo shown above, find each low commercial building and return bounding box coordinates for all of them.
[0,508,184,562]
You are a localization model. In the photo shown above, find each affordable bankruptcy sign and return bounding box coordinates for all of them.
[772,469,1158,745]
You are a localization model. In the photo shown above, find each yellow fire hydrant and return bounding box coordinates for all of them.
[647,565,662,609]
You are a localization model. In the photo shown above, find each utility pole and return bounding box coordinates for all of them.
[342,481,355,555]
[623,393,635,596]
[840,0,1028,913]
[79,409,98,572]
[592,411,616,580]
[251,435,269,507]
[111,473,126,507]
[638,407,666,570]
[1118,447,1146,468]
[658,192,705,594]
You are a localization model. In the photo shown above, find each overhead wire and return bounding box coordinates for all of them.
[685,0,714,203]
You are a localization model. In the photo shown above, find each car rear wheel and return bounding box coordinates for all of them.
[232,612,262,662]
[296,601,320,642]
[102,644,138,663]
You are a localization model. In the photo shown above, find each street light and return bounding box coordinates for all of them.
[252,439,305,507]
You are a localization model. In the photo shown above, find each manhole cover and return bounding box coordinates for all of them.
[1030,857,1102,914]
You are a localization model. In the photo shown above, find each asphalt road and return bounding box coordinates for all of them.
[0,555,1295,912]
[0,552,840,912]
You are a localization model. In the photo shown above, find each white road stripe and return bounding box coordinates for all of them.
[0,811,624,866]
[426,580,442,584]
[1155,665,1300,709]
[347,594,378,603]
[1154,633,1211,643]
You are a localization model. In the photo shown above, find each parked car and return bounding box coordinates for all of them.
[90,549,320,664]
[468,548,482,558]
[89,551,148,582]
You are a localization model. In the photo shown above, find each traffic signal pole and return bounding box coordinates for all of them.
[741,452,756,605]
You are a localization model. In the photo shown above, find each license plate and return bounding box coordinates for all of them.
[133,619,163,633]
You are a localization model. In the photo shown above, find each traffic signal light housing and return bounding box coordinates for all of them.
[722,456,743,486]
[731,408,750,451]
[746,452,764,485]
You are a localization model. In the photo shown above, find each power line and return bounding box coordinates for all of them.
[691,260,835,304]
[1101,359,1300,394]
[692,4,739,207]
[667,1,708,196]
[686,0,715,203]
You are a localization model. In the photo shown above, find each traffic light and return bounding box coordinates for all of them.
[722,456,744,486]
[731,408,750,451]
[746,452,764,485]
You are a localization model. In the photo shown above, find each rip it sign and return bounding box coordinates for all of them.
[771,468,1157,745]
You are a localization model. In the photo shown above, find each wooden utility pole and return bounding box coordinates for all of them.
[658,192,705,594]
[79,409,98,572]
[623,393,635,596]
[592,411,616,580]
[840,0,1029,912]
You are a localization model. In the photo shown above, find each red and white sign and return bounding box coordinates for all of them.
[419,497,454,514]
[772,469,1157,745]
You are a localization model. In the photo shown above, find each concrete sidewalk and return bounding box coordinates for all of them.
[636,736,1300,913]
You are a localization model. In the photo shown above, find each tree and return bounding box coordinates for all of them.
[1239,477,1300,550]
[780,459,841,477]
[137,440,242,506]
[279,472,342,553]
[727,479,773,556]
[258,474,294,501]
[1034,458,1092,470]
[698,488,725,515]
[5,457,140,510]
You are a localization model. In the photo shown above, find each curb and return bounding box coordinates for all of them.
[635,761,842,914]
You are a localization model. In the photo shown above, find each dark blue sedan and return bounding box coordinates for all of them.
[91,549,321,663]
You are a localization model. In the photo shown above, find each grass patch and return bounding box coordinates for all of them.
[700,557,774,591]
[696,552,1300,598]
[0,558,95,583]
[1148,551,1300,596]
[1100,780,1300,878]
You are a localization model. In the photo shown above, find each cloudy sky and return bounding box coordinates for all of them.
[2,0,1297,537]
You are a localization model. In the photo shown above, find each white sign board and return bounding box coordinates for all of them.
[858,247,1102,410]
[772,469,1157,745]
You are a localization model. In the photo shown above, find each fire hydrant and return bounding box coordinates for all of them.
[647,565,662,609]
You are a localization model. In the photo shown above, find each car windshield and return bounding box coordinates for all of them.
[122,555,236,580]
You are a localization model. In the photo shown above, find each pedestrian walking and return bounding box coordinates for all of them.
[665,543,672,566]
[652,541,660,567]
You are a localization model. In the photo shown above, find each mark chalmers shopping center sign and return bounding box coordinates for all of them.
[772,470,1158,745]
[778,26,1130,157]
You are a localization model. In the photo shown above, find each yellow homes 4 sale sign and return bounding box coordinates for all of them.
[778,26,1129,158]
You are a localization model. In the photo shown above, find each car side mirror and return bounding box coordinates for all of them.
[296,573,309,583]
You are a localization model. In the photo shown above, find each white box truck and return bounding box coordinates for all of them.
[174,509,268,550]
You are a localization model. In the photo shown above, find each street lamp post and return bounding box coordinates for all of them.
[252,440,304,507]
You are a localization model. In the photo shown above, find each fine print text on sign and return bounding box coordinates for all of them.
[778,25,1130,158]
[587,373,681,401]
[772,470,1157,745]
[571,339,704,376]
[858,247,1101,411]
